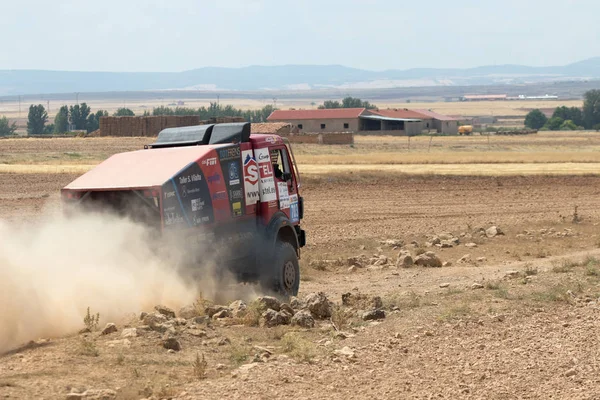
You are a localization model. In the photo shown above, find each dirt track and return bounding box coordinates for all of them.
[2,170,600,398]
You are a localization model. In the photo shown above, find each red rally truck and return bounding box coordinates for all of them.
[61,123,306,297]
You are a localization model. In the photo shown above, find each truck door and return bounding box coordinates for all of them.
[269,145,298,222]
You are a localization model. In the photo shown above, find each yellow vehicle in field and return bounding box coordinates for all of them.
[458,125,473,135]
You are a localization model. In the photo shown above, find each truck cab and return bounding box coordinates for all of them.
[61,123,306,297]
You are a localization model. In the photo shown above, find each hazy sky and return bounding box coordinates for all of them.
[1,0,598,72]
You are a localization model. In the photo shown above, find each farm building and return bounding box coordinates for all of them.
[460,94,507,102]
[267,108,458,135]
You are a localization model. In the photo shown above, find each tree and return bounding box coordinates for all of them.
[524,109,547,129]
[43,124,55,134]
[69,103,91,130]
[0,116,17,136]
[113,108,135,117]
[86,110,108,133]
[559,119,578,131]
[54,105,69,133]
[544,116,564,131]
[318,97,377,109]
[552,106,583,127]
[27,104,48,135]
[583,89,600,129]
[318,100,342,109]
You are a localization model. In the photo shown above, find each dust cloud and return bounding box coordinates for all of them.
[0,212,202,354]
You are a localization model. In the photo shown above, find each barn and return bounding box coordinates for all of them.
[267,108,457,135]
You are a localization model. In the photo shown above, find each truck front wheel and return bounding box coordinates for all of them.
[262,241,300,298]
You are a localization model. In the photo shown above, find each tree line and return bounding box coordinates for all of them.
[524,90,600,131]
[21,103,109,135]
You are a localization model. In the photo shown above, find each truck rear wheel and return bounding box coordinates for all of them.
[262,241,300,298]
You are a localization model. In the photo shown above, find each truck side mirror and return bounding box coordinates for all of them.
[282,172,292,182]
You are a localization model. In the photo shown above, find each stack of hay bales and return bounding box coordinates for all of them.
[99,116,201,137]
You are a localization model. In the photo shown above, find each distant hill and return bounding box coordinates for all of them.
[1,58,599,96]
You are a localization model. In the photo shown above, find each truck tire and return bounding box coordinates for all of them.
[262,241,300,298]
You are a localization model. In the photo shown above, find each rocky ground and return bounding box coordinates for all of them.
[2,173,600,399]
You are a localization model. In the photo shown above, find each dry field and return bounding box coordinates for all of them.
[2,134,600,399]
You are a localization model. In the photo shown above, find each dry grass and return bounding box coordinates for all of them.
[280,332,317,363]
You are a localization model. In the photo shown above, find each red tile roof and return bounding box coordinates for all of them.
[367,109,428,119]
[267,108,366,121]
[413,109,457,121]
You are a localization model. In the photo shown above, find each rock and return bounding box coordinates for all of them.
[381,239,404,247]
[218,337,231,346]
[121,328,137,338]
[290,310,315,328]
[442,261,452,267]
[438,240,454,248]
[260,309,292,327]
[256,296,281,312]
[187,329,207,337]
[439,283,450,288]
[431,237,441,245]
[101,323,118,335]
[142,312,168,329]
[458,254,471,263]
[414,251,442,268]
[476,257,487,262]
[212,309,232,319]
[362,309,386,321]
[485,226,503,238]
[205,305,230,318]
[304,292,332,319]
[289,296,303,310]
[471,283,484,290]
[373,255,389,266]
[505,270,520,278]
[106,339,131,348]
[348,266,357,273]
[162,338,181,351]
[280,303,294,316]
[215,363,226,370]
[67,389,117,399]
[154,305,176,319]
[229,300,248,318]
[396,251,414,268]
[465,243,478,248]
[334,346,356,358]
[347,256,364,268]
[79,327,91,335]
[178,305,199,319]
[565,368,577,377]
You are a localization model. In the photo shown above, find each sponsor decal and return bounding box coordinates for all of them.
[164,191,176,199]
[207,173,221,184]
[289,194,299,222]
[242,150,260,206]
[191,198,205,212]
[232,202,242,217]
[265,136,277,144]
[212,191,227,201]
[268,200,278,208]
[201,157,217,166]
[277,182,290,209]
[181,185,187,198]
[179,174,202,184]
[219,146,241,161]
[228,161,240,185]
[255,148,277,202]
[229,188,243,201]
[164,212,185,226]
